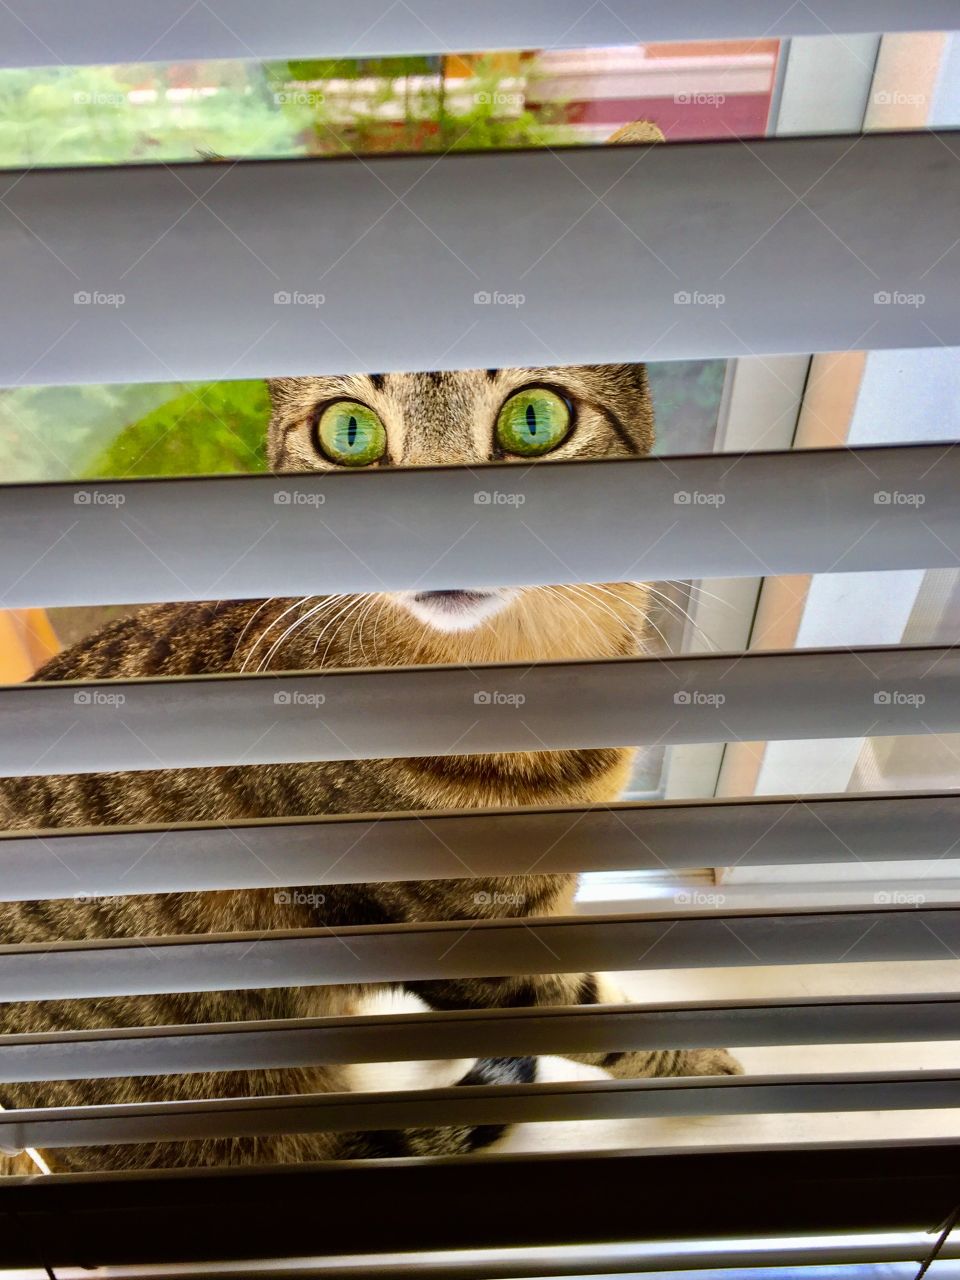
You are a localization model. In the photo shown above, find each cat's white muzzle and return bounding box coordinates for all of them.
[396,588,516,633]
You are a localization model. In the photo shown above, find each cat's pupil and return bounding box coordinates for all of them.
[526,404,538,435]
[347,415,358,446]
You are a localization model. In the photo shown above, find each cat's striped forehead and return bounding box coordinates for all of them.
[267,363,654,470]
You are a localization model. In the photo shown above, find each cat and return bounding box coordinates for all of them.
[0,360,741,1176]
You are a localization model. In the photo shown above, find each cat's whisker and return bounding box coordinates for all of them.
[561,580,644,618]
[233,596,278,661]
[678,580,742,611]
[563,583,645,651]
[535,584,628,657]
[258,597,337,672]
[348,594,383,667]
[448,602,507,666]
[321,596,378,669]
[370,592,398,666]
[256,600,332,673]
[577,582,671,652]
[269,592,361,670]
[347,598,372,667]
[614,577,744,630]
[560,583,686,655]
[643,593,709,653]
[538,585,612,654]
[308,595,364,661]
[645,583,715,622]
[369,596,390,659]
[643,584,720,653]
[577,580,646,613]
[406,601,445,668]
[641,613,671,652]
[661,606,720,653]
[317,596,372,668]
[242,594,326,671]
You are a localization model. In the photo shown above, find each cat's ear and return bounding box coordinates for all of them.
[606,120,665,144]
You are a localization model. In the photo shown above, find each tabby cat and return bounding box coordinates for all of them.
[0,358,741,1176]
[0,120,741,1174]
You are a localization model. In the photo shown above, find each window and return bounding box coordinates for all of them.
[1,14,959,1270]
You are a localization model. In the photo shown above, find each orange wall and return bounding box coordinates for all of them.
[0,610,59,682]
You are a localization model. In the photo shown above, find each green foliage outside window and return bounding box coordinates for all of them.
[87,381,270,478]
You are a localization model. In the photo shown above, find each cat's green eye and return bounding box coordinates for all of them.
[496,387,572,457]
[316,400,387,467]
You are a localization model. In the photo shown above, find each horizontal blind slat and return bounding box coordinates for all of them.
[2,791,958,901]
[4,1070,960,1149]
[1,1,955,68]
[0,133,956,388]
[0,1145,955,1267]
[3,645,956,777]
[2,995,959,1082]
[3,447,960,608]
[0,908,957,1002]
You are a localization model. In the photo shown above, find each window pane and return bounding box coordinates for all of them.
[1,30,955,169]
